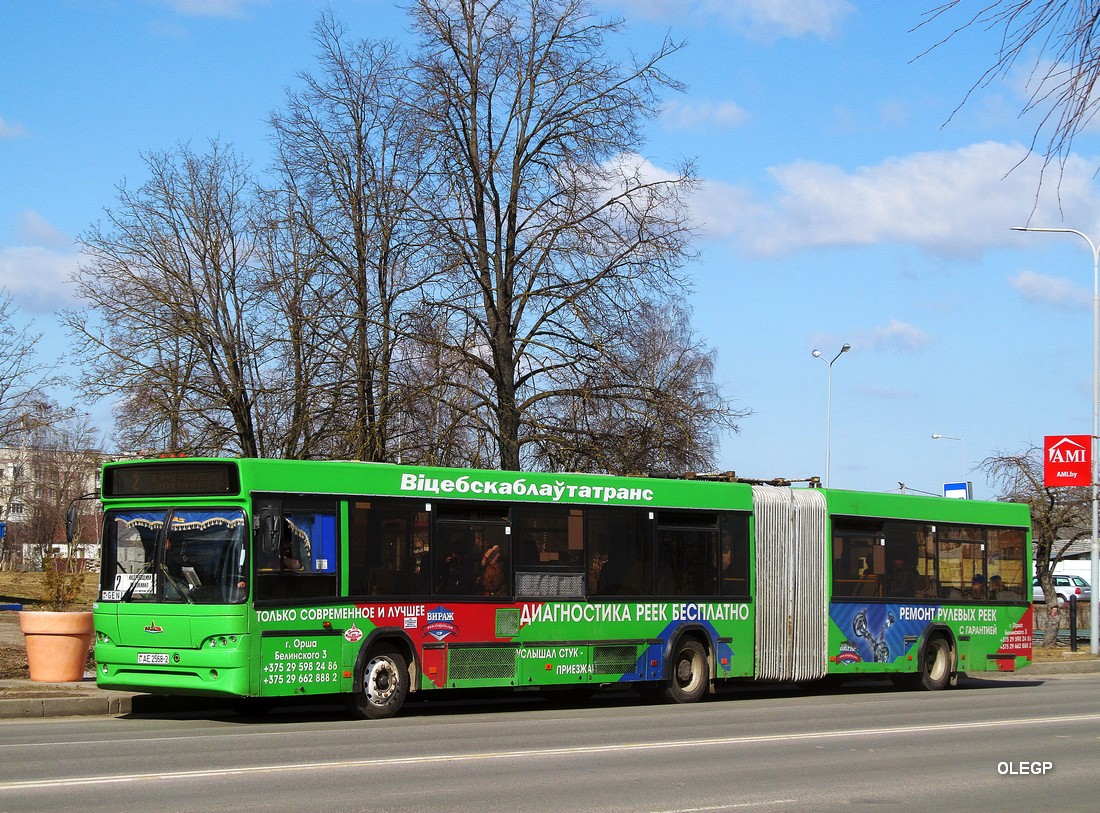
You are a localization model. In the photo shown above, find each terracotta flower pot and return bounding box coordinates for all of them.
[18,610,95,682]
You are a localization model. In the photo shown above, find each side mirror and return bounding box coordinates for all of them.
[64,492,100,546]
[255,504,282,554]
[65,503,79,545]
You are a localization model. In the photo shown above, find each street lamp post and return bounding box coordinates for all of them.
[931,433,967,490]
[812,343,851,487]
[1012,225,1100,656]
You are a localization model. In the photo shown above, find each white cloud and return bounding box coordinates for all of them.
[663,99,748,130]
[690,178,755,240]
[164,0,267,18]
[707,142,1100,259]
[602,0,853,39]
[0,116,28,139]
[0,213,81,313]
[17,211,72,252]
[859,319,932,352]
[1011,269,1090,311]
[811,320,932,355]
[0,246,82,313]
[598,152,685,195]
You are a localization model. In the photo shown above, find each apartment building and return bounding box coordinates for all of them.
[0,445,104,570]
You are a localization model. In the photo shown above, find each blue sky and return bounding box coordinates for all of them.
[3,0,1099,498]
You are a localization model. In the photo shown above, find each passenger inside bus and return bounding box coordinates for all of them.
[436,532,475,593]
[968,573,986,599]
[989,574,1021,600]
[477,538,505,595]
[435,528,509,596]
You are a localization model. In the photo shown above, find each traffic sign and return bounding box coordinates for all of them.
[943,481,971,499]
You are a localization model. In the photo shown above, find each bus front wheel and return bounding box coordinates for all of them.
[348,646,409,720]
[662,639,709,704]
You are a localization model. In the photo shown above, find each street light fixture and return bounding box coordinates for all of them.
[931,433,967,485]
[1012,225,1100,656]
[812,343,851,487]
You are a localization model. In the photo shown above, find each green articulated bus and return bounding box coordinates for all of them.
[89,458,1033,718]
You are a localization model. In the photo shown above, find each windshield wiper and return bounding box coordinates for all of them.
[159,563,193,604]
[120,561,154,602]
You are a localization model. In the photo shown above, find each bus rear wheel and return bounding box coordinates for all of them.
[347,646,408,720]
[915,635,952,691]
[662,639,709,704]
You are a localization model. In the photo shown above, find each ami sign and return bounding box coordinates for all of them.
[1044,435,1092,487]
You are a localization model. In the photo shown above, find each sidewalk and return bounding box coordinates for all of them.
[1,659,1097,719]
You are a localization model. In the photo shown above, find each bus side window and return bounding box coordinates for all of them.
[720,513,749,597]
[588,508,652,596]
[883,521,928,599]
[432,504,511,597]
[832,520,883,598]
[656,512,719,597]
[255,506,338,601]
[347,501,429,597]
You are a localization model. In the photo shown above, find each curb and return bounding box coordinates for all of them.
[0,689,220,719]
[0,692,136,719]
[0,679,136,719]
[0,678,214,719]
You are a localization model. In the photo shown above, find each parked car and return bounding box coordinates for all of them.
[1032,574,1092,604]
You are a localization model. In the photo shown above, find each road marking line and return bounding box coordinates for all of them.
[2,713,1098,792]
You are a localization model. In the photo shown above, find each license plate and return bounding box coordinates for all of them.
[137,653,170,665]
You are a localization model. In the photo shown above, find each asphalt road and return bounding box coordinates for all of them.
[0,672,1097,813]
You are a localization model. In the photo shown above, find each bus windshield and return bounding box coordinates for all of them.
[100,508,248,605]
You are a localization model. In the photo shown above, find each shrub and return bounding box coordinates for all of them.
[42,550,86,612]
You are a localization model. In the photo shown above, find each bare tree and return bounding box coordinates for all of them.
[66,141,274,457]
[66,6,743,474]
[411,0,711,470]
[251,189,345,458]
[270,12,436,461]
[981,445,1090,645]
[921,1,1100,176]
[528,300,746,474]
[0,292,64,446]
[109,337,201,455]
[395,313,501,467]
